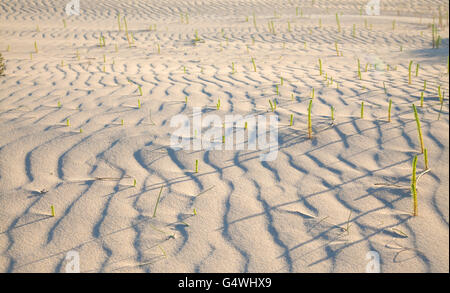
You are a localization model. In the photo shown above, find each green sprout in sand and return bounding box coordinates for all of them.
[412,104,424,153]
[388,99,392,122]
[411,155,418,216]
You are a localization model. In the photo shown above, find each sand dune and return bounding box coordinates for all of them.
[0,0,448,272]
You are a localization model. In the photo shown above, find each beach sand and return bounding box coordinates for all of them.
[0,0,448,272]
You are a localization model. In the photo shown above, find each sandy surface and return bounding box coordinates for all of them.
[0,0,448,273]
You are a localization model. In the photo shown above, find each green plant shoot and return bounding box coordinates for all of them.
[152,186,164,218]
[360,102,364,119]
[411,155,418,216]
[388,99,392,122]
[412,104,424,153]
[251,57,256,72]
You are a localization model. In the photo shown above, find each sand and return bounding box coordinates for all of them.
[0,0,448,273]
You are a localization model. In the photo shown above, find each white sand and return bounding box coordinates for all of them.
[0,0,448,273]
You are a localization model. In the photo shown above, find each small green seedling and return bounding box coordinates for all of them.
[133,178,136,187]
[436,35,441,49]
[34,41,38,53]
[121,119,124,126]
[424,148,429,170]
[58,101,61,108]
[319,58,323,76]
[311,88,315,99]
[275,84,279,96]
[138,99,141,109]
[412,104,424,153]
[66,119,70,126]
[129,33,134,45]
[360,102,364,119]
[269,100,274,112]
[331,106,335,122]
[308,100,313,139]
[152,186,163,218]
[423,80,427,91]
[411,155,418,216]
[51,205,55,217]
[357,59,362,80]
[158,245,167,257]
[193,208,197,216]
[290,114,293,126]
[216,99,221,110]
[194,30,200,42]
[251,57,256,72]
[336,13,341,32]
[195,160,199,173]
[79,128,83,133]
[438,90,444,120]
[420,91,424,107]
[415,63,419,77]
[138,85,143,96]
[388,99,392,122]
